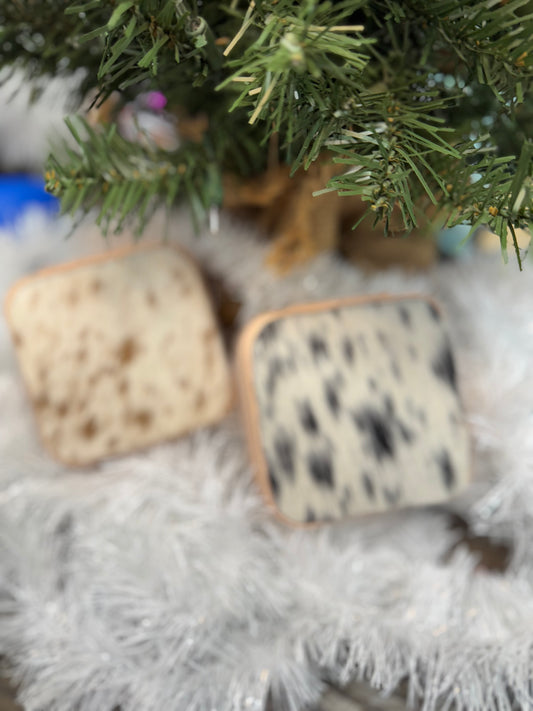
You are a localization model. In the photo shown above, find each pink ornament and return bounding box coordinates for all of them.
[145,91,167,112]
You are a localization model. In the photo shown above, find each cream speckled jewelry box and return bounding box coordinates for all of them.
[5,244,233,466]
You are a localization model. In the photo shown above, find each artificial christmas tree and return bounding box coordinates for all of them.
[1,0,532,265]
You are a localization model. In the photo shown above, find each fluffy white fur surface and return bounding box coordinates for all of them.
[1,210,533,711]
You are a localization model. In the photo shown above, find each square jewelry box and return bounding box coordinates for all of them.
[5,244,233,466]
[236,294,470,525]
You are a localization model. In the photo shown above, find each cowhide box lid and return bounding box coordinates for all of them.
[236,295,471,525]
[5,244,233,466]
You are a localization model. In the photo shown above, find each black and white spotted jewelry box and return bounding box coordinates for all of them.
[236,294,471,525]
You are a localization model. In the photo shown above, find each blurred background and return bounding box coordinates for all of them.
[0,69,72,230]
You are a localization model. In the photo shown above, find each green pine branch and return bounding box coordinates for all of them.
[218,1,372,133]
[0,0,233,102]
[385,0,533,101]
[45,117,224,233]
[64,0,221,102]
[0,0,104,99]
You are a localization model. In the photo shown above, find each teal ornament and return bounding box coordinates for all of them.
[437,224,474,258]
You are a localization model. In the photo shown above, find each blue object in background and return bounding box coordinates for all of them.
[0,174,59,228]
[437,223,474,258]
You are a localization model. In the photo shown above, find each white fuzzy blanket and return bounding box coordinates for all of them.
[1,210,533,711]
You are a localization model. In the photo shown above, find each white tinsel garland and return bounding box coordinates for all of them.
[1,209,532,711]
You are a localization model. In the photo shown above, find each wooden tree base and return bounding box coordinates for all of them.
[223,160,438,274]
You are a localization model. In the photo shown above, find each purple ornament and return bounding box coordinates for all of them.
[144,91,167,112]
